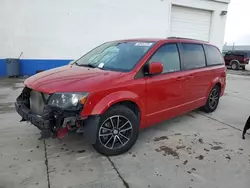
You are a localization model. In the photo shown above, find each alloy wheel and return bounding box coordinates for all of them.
[209,88,219,109]
[98,115,133,150]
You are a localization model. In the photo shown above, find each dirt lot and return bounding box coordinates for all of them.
[0,71,250,188]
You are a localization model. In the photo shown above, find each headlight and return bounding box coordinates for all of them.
[48,92,88,110]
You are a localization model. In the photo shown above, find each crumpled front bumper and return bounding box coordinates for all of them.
[15,87,100,142]
[15,101,52,130]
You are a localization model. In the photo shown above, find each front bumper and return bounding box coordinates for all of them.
[15,101,52,130]
[15,87,100,142]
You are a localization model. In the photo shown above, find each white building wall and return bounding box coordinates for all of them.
[171,0,229,51]
[0,0,229,60]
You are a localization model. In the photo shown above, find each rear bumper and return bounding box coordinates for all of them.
[240,64,247,67]
[15,101,52,130]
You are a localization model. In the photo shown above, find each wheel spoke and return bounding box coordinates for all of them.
[211,101,215,107]
[109,117,114,129]
[105,135,114,146]
[119,132,129,140]
[119,121,129,130]
[117,116,120,129]
[210,99,216,107]
[111,135,117,149]
[116,135,124,146]
[119,126,132,133]
[100,132,113,137]
[100,127,112,132]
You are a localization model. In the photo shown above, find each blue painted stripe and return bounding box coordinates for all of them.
[0,59,72,76]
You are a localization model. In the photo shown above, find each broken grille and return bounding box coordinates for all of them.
[29,90,50,115]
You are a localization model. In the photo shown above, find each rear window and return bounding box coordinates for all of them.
[181,43,206,70]
[204,45,224,66]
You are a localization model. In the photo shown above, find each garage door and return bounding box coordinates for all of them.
[170,6,212,41]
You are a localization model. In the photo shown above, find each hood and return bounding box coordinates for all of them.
[25,65,122,93]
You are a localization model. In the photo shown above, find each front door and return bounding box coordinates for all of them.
[144,43,186,126]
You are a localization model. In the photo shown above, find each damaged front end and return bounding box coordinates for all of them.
[15,87,99,141]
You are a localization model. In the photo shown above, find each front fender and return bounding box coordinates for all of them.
[95,91,143,114]
[82,90,145,118]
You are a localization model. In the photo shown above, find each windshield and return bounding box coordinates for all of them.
[75,41,155,72]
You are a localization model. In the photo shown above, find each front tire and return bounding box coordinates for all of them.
[202,85,221,113]
[93,105,139,156]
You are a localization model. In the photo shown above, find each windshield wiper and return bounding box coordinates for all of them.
[74,62,103,69]
[79,64,97,68]
[74,61,79,66]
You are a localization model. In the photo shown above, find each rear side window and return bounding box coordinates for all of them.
[181,43,206,70]
[246,52,250,57]
[204,45,224,66]
[149,44,180,73]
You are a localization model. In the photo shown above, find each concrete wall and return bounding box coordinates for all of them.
[0,0,229,76]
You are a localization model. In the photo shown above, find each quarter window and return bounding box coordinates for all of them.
[204,45,224,66]
[149,44,180,73]
[181,43,206,70]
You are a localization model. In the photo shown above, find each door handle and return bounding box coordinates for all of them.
[187,75,194,79]
[176,76,186,81]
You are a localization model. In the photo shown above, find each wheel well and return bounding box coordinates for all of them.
[110,101,140,120]
[215,82,221,92]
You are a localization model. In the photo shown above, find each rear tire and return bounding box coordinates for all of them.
[231,61,239,70]
[92,105,139,156]
[202,85,221,113]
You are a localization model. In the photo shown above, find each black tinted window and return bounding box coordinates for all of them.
[181,43,206,70]
[149,44,180,73]
[204,45,224,66]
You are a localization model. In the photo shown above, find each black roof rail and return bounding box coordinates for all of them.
[167,37,208,43]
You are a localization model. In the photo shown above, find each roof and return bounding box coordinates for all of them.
[117,37,209,45]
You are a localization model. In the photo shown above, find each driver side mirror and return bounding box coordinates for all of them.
[148,62,163,75]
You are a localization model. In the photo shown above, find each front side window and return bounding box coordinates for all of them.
[204,45,224,66]
[149,44,181,73]
[181,43,206,70]
[75,41,155,72]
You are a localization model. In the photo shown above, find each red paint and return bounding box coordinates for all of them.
[149,62,163,75]
[24,38,226,129]
[57,127,69,139]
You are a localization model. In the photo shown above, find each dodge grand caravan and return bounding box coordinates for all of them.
[15,37,226,156]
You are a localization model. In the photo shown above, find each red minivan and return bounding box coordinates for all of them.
[15,37,226,156]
